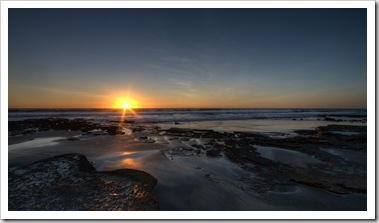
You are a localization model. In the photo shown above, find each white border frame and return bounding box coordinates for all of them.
[1,0,375,220]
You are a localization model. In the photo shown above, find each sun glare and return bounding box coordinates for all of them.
[114,97,140,124]
[114,97,136,109]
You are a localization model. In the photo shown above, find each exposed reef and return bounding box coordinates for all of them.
[161,125,367,195]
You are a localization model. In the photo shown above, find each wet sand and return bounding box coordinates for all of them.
[8,118,367,211]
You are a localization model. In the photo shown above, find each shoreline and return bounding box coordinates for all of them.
[8,118,367,211]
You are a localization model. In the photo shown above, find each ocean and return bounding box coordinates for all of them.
[8,108,367,123]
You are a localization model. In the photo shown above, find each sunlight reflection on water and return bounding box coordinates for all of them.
[93,150,160,171]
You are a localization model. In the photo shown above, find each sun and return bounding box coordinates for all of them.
[113,97,139,109]
[113,97,140,122]
[123,101,129,109]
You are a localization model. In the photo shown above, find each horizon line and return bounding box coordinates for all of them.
[8,107,368,110]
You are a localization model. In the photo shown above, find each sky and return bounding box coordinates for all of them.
[8,8,367,108]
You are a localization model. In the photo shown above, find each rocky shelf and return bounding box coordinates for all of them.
[162,124,367,195]
[8,153,158,211]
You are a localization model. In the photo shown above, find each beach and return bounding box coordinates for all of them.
[7,109,367,211]
[6,4,372,217]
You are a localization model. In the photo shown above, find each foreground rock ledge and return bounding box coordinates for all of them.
[9,153,158,211]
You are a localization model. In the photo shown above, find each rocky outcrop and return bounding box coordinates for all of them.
[223,125,367,194]
[164,124,367,195]
[8,153,158,211]
[8,118,125,136]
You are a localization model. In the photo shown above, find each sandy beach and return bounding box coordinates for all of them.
[8,118,367,211]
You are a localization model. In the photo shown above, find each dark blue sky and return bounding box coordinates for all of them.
[8,8,367,108]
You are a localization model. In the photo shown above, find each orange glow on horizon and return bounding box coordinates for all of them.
[113,97,139,109]
[113,97,143,125]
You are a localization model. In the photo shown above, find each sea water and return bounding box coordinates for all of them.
[8,108,367,123]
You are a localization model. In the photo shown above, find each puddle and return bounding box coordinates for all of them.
[255,145,323,167]
[8,137,65,150]
[93,150,160,170]
[319,147,366,164]
[328,131,363,136]
[99,150,160,160]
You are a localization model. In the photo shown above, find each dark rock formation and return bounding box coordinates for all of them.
[206,148,221,157]
[164,124,367,195]
[223,125,367,194]
[8,118,126,136]
[166,128,228,139]
[8,153,158,211]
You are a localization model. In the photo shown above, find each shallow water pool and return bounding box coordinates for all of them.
[255,145,323,167]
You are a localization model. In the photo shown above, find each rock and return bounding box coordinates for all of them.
[294,129,319,137]
[67,136,80,141]
[139,136,155,143]
[132,127,145,132]
[221,124,367,195]
[206,148,220,157]
[192,144,205,150]
[145,139,155,143]
[9,153,158,211]
[290,171,367,194]
[21,128,37,135]
[166,147,198,157]
[8,118,127,136]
